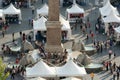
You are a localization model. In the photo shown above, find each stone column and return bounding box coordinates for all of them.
[45,0,64,53]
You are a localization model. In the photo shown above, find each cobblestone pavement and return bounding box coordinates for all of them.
[0,0,120,80]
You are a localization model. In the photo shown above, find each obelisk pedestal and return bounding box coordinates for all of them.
[45,0,64,53]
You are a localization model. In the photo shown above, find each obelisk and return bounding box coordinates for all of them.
[45,0,64,53]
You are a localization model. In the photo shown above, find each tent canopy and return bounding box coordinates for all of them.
[56,59,87,77]
[33,16,47,31]
[99,0,119,16]
[26,60,56,77]
[103,11,120,23]
[3,3,21,15]
[37,3,48,17]
[27,77,46,80]
[3,3,22,20]
[33,16,70,31]
[66,4,84,14]
[61,77,81,80]
[114,26,120,33]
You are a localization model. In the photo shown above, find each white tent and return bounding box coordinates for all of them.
[114,26,120,33]
[33,16,72,40]
[99,0,119,16]
[0,9,5,22]
[56,59,87,77]
[33,16,47,31]
[29,49,41,63]
[26,60,56,77]
[66,1,84,22]
[103,11,120,23]
[37,3,48,18]
[27,77,46,80]
[3,3,22,20]
[61,77,81,80]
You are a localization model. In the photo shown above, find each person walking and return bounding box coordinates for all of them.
[90,72,94,80]
[113,70,116,80]
[116,69,119,80]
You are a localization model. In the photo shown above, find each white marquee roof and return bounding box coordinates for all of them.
[103,11,120,23]
[37,3,48,16]
[26,60,56,77]
[33,16,71,31]
[3,3,21,15]
[99,0,119,16]
[27,77,46,80]
[33,16,47,31]
[56,59,87,77]
[114,26,120,33]
[66,3,84,14]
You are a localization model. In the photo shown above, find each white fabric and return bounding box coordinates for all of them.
[99,0,119,16]
[3,3,22,20]
[29,49,40,63]
[56,59,87,77]
[33,16,47,31]
[66,4,84,14]
[61,77,81,80]
[26,60,56,77]
[37,3,48,18]
[103,11,120,23]
[33,16,72,40]
[27,77,46,80]
[0,9,5,21]
[114,26,120,33]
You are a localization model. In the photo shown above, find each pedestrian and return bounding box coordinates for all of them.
[113,52,116,59]
[12,32,15,41]
[31,6,35,14]
[108,50,112,59]
[2,30,5,38]
[113,70,116,80]
[41,0,43,4]
[116,69,119,80]
[90,72,94,80]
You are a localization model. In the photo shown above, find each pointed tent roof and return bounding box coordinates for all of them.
[33,16,47,31]
[56,59,87,77]
[37,3,48,16]
[99,0,119,16]
[66,3,84,14]
[26,60,56,77]
[103,11,120,23]
[114,26,120,33]
[33,16,71,31]
[3,3,21,14]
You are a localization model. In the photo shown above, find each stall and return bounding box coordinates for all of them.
[99,0,119,17]
[3,3,22,24]
[102,11,120,33]
[33,16,72,40]
[66,1,84,23]
[36,3,48,18]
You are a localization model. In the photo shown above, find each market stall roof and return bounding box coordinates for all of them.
[99,0,119,16]
[56,59,87,77]
[26,60,56,77]
[3,3,21,15]
[114,26,120,33]
[103,11,120,23]
[33,16,47,31]
[37,3,48,16]
[61,77,81,80]
[33,16,71,31]
[66,2,84,14]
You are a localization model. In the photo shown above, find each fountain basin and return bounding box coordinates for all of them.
[85,63,103,73]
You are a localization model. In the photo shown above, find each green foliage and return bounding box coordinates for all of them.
[0,58,10,80]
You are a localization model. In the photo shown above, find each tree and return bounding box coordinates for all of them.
[0,58,9,80]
